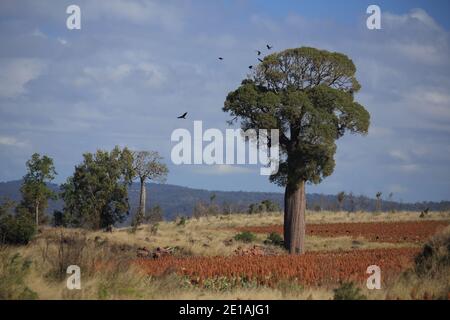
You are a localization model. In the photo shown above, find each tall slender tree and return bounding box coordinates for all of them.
[132,151,168,228]
[337,191,346,211]
[376,192,383,212]
[19,153,56,227]
[223,47,370,254]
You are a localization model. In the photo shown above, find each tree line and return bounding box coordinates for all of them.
[0,147,168,244]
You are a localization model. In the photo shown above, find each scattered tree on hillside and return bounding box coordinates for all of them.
[132,151,168,229]
[248,199,281,214]
[145,205,164,224]
[221,201,233,215]
[388,192,395,212]
[18,153,56,227]
[337,191,346,211]
[376,192,383,212]
[210,193,216,205]
[192,201,209,219]
[223,47,370,253]
[347,192,355,213]
[61,146,134,230]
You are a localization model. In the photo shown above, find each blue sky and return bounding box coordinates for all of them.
[0,0,449,202]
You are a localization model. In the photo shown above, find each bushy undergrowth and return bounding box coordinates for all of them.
[264,232,284,247]
[38,231,135,281]
[414,227,450,277]
[333,282,367,300]
[234,231,257,243]
[386,226,450,300]
[0,209,36,245]
[0,249,38,299]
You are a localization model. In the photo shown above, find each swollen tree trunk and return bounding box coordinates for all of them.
[284,180,306,254]
[138,177,147,225]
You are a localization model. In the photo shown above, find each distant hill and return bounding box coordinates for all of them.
[1,180,449,224]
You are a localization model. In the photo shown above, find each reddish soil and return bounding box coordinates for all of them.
[234,221,449,243]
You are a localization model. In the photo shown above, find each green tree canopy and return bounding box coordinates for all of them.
[223,47,370,253]
[61,146,135,230]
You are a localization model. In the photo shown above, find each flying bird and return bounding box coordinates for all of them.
[248,65,253,69]
[256,50,261,55]
[266,44,273,50]
[218,57,223,60]
[177,112,187,119]
[257,58,263,63]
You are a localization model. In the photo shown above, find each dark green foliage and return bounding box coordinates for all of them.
[61,146,135,230]
[333,282,367,300]
[414,230,450,277]
[0,201,36,245]
[337,191,345,210]
[234,231,257,243]
[0,251,38,299]
[177,216,186,226]
[248,199,281,214]
[52,210,71,227]
[264,232,284,247]
[224,46,369,252]
[224,47,369,188]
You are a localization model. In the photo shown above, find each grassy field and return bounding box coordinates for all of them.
[1,210,449,300]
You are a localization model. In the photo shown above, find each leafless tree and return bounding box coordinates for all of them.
[132,151,168,228]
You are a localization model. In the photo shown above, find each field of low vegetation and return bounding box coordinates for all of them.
[1,210,449,300]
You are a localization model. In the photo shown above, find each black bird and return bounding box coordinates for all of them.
[256,50,261,56]
[257,58,263,63]
[218,57,223,60]
[266,44,273,50]
[248,65,253,69]
[177,112,187,119]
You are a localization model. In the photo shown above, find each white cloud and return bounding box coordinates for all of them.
[0,136,27,147]
[389,150,410,162]
[194,165,254,175]
[84,0,185,31]
[399,164,420,173]
[0,58,46,98]
[390,42,448,66]
[79,62,166,88]
[384,8,440,30]
[369,126,393,138]
[195,33,238,50]
[31,28,46,38]
[57,38,68,46]
[407,88,450,122]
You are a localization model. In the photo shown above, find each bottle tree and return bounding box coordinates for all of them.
[223,47,370,254]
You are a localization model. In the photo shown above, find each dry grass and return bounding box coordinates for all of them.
[1,211,449,300]
[212,210,450,227]
[81,210,449,256]
[383,226,450,300]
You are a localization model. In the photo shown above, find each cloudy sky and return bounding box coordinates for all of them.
[0,0,449,202]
